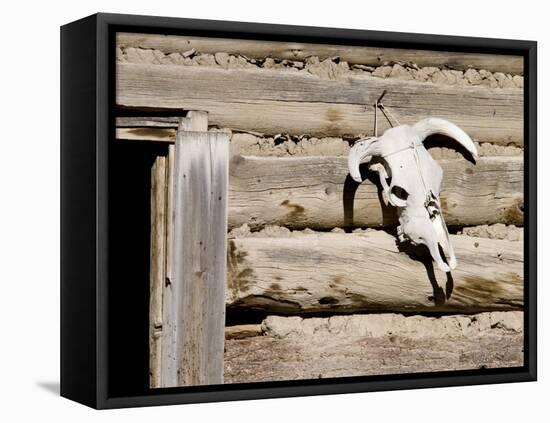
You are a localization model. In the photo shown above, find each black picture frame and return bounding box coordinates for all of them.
[61,12,537,409]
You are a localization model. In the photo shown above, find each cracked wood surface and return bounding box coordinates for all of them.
[224,332,523,383]
[159,114,229,388]
[228,155,523,229]
[117,32,524,75]
[116,62,523,145]
[224,312,523,383]
[226,230,523,314]
[149,154,167,389]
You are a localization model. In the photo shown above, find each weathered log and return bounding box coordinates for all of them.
[228,155,523,229]
[224,312,524,383]
[131,152,523,229]
[117,32,524,75]
[149,154,167,389]
[116,62,523,145]
[226,231,523,314]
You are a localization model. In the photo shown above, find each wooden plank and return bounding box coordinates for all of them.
[160,112,210,387]
[225,312,523,383]
[226,231,523,314]
[179,110,209,132]
[116,112,208,141]
[117,32,524,75]
[116,63,523,145]
[117,127,176,142]
[166,126,229,387]
[118,116,180,127]
[226,333,523,382]
[149,154,167,388]
[228,155,523,229]
[160,145,176,387]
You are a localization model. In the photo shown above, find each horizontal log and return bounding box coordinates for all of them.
[118,32,524,75]
[113,149,522,228]
[116,62,523,145]
[224,312,523,383]
[228,156,523,229]
[226,231,523,313]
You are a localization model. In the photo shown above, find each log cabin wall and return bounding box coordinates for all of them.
[114,32,524,386]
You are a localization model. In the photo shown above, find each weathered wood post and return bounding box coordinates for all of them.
[149,154,168,388]
[157,111,229,387]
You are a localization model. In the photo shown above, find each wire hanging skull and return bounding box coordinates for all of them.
[348,117,478,272]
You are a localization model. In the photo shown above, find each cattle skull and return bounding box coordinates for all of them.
[348,118,478,272]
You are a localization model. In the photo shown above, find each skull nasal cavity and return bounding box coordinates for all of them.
[391,185,409,200]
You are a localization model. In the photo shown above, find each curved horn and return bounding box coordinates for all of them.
[413,117,478,159]
[348,137,381,183]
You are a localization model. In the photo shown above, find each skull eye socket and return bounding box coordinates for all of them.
[391,185,409,201]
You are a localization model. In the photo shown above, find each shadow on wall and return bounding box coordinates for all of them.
[398,242,455,305]
[342,161,396,231]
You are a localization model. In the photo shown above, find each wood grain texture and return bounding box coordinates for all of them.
[149,155,167,388]
[226,310,523,382]
[116,62,523,145]
[117,127,176,142]
[168,129,229,387]
[228,155,523,229]
[116,112,209,141]
[117,116,180,127]
[179,110,209,132]
[226,231,523,314]
[117,32,524,75]
[226,333,523,382]
[160,145,176,387]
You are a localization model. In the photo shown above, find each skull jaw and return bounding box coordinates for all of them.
[402,237,453,273]
[398,210,457,273]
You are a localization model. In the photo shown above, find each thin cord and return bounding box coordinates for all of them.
[379,103,401,127]
[374,100,378,137]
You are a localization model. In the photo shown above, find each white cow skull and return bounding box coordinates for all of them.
[348,117,478,272]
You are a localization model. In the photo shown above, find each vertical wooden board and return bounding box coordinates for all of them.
[204,133,229,382]
[149,155,167,388]
[160,145,177,387]
[168,130,229,387]
[179,110,209,132]
[175,133,207,385]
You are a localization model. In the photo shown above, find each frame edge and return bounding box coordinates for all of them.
[70,12,538,409]
[60,13,99,409]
